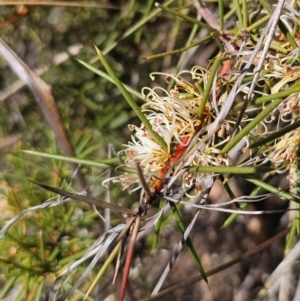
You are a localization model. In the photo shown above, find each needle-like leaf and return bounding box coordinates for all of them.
[31,181,138,215]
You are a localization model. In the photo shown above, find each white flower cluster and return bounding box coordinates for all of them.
[106,68,232,195]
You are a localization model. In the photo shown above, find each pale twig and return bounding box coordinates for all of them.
[0,195,74,239]
[256,239,300,300]
[232,0,286,135]
[0,38,87,190]
[0,43,83,103]
[104,144,113,232]
[166,196,297,215]
[0,133,22,148]
[51,217,136,301]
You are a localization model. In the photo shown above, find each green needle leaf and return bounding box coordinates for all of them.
[169,202,208,284]
[94,47,167,152]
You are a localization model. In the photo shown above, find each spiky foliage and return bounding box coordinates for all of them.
[1,1,300,301]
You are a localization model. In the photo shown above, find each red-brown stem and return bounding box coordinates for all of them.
[151,55,234,197]
[152,113,208,196]
[147,54,233,206]
[118,216,141,301]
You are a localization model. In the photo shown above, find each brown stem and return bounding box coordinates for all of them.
[0,38,87,191]
[139,227,290,301]
[119,216,141,301]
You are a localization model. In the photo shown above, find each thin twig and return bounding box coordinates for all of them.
[139,227,290,301]
[0,43,83,103]
[136,162,154,197]
[31,181,138,215]
[119,216,141,301]
[0,38,87,190]
[232,0,286,136]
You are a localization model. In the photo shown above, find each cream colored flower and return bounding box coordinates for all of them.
[103,68,224,193]
[265,127,300,167]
